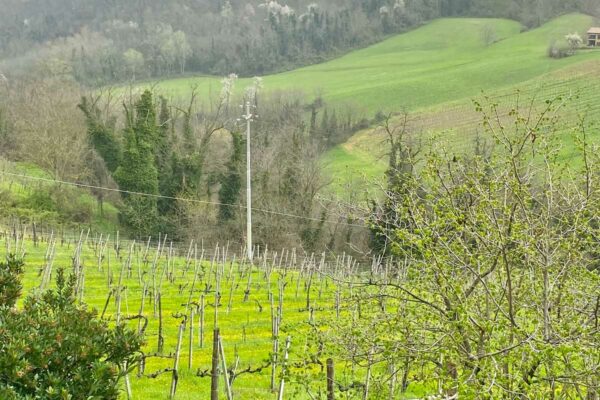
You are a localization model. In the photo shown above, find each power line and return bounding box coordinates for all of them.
[0,171,367,229]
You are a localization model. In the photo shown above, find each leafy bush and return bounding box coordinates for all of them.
[0,258,142,399]
[53,190,93,223]
[548,34,582,59]
[565,32,583,52]
[547,41,571,58]
[0,256,23,308]
[24,189,57,212]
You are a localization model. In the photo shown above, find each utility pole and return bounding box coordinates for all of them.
[242,101,255,262]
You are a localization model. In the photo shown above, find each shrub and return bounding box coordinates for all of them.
[348,97,600,398]
[0,256,24,308]
[481,24,498,46]
[547,41,570,59]
[24,188,57,212]
[565,32,583,52]
[53,190,93,223]
[0,260,142,399]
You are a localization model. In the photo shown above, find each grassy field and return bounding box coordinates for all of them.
[3,232,430,399]
[0,160,120,232]
[136,14,598,113]
[130,13,600,193]
[323,57,600,192]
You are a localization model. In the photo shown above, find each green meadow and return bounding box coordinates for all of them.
[323,58,600,192]
[0,161,120,232]
[138,14,598,113]
[131,13,600,192]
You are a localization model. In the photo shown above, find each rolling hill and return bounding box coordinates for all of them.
[133,13,600,191]
[143,14,598,111]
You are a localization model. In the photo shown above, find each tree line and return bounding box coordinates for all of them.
[0,75,371,254]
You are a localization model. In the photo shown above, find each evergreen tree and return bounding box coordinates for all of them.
[218,131,243,222]
[157,96,175,214]
[78,97,122,173]
[0,258,142,400]
[320,108,329,145]
[113,90,160,236]
[167,95,202,201]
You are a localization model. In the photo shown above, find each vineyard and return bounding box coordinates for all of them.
[3,224,423,399]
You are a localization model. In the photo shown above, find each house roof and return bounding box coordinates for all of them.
[588,27,600,34]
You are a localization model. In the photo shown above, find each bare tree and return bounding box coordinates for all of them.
[316,94,600,399]
[7,79,91,182]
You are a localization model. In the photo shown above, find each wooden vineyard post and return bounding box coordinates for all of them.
[136,242,141,283]
[276,336,291,400]
[211,328,220,400]
[199,294,205,348]
[244,262,252,302]
[182,240,194,279]
[124,361,133,399]
[170,318,186,400]
[335,290,341,320]
[107,245,112,289]
[327,358,335,400]
[32,221,37,247]
[214,254,221,329]
[99,234,109,271]
[227,275,235,313]
[157,292,164,353]
[270,291,280,392]
[151,236,162,318]
[115,242,133,325]
[363,349,373,400]
[227,255,236,283]
[218,336,233,400]
[138,282,147,334]
[40,237,56,291]
[188,308,194,370]
[270,292,275,339]
[277,279,284,327]
[186,246,201,309]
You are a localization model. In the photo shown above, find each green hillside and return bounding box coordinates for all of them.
[143,14,598,113]
[323,57,600,193]
[0,160,119,232]
[133,13,600,193]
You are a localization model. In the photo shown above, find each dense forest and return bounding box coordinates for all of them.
[1,0,598,85]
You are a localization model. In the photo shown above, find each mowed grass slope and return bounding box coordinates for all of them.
[323,57,600,193]
[138,14,600,194]
[143,14,598,114]
[0,160,120,232]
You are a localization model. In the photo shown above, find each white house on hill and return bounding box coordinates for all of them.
[588,27,600,47]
